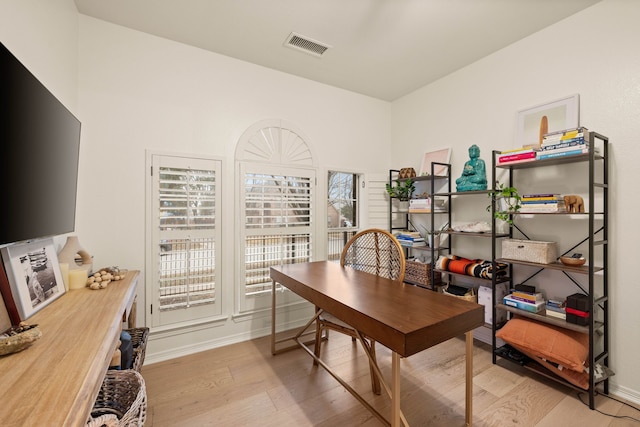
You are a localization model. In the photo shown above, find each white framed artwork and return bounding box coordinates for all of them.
[0,238,66,320]
[516,94,580,148]
[419,148,452,177]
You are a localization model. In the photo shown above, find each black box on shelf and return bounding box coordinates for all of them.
[566,309,590,326]
[566,293,589,312]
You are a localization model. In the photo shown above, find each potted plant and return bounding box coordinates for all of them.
[487,182,521,224]
[385,178,415,211]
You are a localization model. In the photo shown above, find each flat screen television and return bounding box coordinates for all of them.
[0,42,81,246]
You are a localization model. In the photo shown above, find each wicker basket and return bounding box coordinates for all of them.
[442,285,477,303]
[124,327,149,372]
[88,370,147,427]
[404,260,442,288]
[501,239,557,264]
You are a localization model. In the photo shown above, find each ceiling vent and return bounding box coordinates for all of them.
[284,32,331,57]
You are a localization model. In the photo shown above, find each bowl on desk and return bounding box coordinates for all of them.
[560,256,586,266]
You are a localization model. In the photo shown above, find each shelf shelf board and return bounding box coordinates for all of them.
[495,258,603,274]
[434,189,490,197]
[442,230,509,238]
[497,304,604,333]
[495,347,609,393]
[435,269,511,285]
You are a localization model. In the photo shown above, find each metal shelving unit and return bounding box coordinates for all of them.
[490,132,609,409]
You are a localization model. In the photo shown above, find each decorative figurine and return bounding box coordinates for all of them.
[456,144,487,191]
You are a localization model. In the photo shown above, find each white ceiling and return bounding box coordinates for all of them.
[74,0,601,101]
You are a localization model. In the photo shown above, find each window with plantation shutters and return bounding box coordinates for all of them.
[241,167,314,297]
[148,154,222,327]
[235,119,317,313]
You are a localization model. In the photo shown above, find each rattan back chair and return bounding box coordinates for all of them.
[314,228,406,395]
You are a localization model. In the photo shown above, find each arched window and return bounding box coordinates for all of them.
[235,120,317,313]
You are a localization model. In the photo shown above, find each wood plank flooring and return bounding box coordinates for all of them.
[142,332,638,426]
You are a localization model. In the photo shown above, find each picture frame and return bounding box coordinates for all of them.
[516,94,579,148]
[0,238,66,320]
[419,148,452,177]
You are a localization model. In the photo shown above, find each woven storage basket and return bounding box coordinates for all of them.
[502,239,557,264]
[442,286,477,303]
[88,370,147,427]
[404,260,442,288]
[124,327,149,372]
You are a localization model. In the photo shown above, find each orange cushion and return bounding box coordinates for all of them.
[496,316,588,372]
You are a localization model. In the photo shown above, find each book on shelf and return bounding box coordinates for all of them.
[547,298,566,309]
[545,309,567,320]
[498,158,537,166]
[521,194,561,202]
[503,295,545,313]
[510,291,545,303]
[536,148,589,160]
[542,127,589,141]
[540,138,587,151]
[498,151,536,163]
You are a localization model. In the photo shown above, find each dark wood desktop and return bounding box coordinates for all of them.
[270,261,484,426]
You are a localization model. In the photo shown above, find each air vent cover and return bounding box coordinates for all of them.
[284,32,331,57]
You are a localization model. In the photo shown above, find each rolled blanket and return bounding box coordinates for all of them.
[436,255,508,279]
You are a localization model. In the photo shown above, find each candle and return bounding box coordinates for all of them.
[68,268,88,290]
[59,263,69,291]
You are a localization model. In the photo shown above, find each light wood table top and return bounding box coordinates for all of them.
[0,270,139,427]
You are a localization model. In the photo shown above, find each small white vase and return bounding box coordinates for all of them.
[57,236,93,274]
[428,234,440,249]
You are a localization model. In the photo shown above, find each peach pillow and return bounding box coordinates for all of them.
[496,316,589,372]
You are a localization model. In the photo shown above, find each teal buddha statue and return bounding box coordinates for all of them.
[456,144,487,191]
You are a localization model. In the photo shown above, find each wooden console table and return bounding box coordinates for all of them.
[0,270,139,426]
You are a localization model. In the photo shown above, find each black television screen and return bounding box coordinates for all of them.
[0,42,81,246]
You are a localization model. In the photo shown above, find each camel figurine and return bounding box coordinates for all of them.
[564,195,585,213]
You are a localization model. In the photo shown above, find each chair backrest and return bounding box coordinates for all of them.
[340,228,406,282]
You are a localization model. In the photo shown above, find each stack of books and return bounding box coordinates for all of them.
[537,127,592,160]
[497,147,536,166]
[519,193,566,213]
[503,290,545,313]
[395,231,426,247]
[545,298,567,320]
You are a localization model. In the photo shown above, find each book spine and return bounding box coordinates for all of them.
[541,139,587,150]
[511,291,544,302]
[521,199,559,204]
[503,296,545,313]
[498,152,536,162]
[536,148,588,160]
[545,310,567,320]
[540,144,589,155]
[522,193,557,198]
[498,157,537,165]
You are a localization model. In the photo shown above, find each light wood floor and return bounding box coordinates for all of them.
[142,332,639,426]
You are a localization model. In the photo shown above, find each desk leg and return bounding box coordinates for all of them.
[391,352,401,427]
[271,279,277,355]
[465,331,473,427]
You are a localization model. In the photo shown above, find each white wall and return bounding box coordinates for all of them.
[76,16,392,360]
[391,0,639,402]
[0,0,79,113]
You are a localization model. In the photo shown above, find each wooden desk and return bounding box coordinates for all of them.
[0,270,139,427]
[270,261,484,427]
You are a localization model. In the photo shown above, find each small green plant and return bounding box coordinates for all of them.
[385,178,415,201]
[487,182,521,223]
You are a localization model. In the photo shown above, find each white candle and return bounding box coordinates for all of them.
[59,263,69,291]
[68,268,88,290]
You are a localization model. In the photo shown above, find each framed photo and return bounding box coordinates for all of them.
[516,94,579,148]
[419,148,452,177]
[0,238,66,320]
